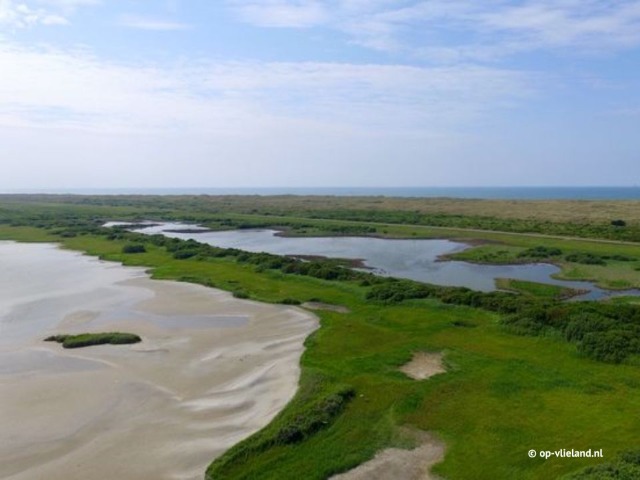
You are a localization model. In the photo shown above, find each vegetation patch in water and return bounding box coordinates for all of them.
[495,278,585,300]
[44,332,141,348]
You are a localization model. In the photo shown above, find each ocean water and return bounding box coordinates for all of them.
[6,186,640,199]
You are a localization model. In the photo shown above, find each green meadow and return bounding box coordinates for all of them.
[2,195,640,479]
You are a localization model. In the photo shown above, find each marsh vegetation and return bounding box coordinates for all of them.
[2,194,640,479]
[44,332,141,348]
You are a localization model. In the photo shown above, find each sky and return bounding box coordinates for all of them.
[0,0,639,190]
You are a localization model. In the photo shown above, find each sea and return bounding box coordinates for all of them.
[5,186,640,200]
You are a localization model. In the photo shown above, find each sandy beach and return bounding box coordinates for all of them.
[0,242,318,480]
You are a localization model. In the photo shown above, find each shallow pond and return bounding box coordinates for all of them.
[124,223,640,301]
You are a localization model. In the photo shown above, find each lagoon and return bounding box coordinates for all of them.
[129,223,640,300]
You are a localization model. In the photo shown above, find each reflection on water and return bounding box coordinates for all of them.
[131,224,640,301]
[0,241,249,353]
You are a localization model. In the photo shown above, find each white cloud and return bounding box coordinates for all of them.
[0,31,540,189]
[0,41,532,138]
[36,0,100,12]
[227,1,640,59]
[229,0,329,28]
[478,1,640,50]
[118,14,191,31]
[0,0,68,28]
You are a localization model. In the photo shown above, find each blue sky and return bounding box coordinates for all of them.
[1,0,639,189]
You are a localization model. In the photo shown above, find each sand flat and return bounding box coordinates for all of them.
[399,352,446,381]
[0,242,318,480]
[330,432,445,480]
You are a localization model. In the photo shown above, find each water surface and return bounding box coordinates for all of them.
[130,224,640,300]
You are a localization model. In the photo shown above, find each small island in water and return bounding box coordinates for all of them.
[44,332,142,349]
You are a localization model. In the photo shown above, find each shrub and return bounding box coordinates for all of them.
[518,246,563,258]
[366,279,435,304]
[565,253,607,265]
[280,298,302,305]
[122,243,146,254]
[563,449,640,479]
[578,331,633,363]
[604,254,635,262]
[172,249,198,259]
[275,387,355,445]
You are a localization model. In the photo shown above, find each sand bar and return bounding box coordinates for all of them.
[0,241,318,480]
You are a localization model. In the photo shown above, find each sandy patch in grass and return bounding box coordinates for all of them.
[331,432,445,480]
[400,352,446,380]
[0,242,318,480]
[302,301,350,313]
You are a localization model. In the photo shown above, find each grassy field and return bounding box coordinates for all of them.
[5,193,640,224]
[495,278,585,300]
[1,223,638,479]
[447,242,640,290]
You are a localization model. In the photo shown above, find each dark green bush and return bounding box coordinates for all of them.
[518,246,563,258]
[172,249,199,259]
[578,331,635,363]
[566,253,607,265]
[275,388,355,445]
[563,449,640,479]
[122,243,146,254]
[280,298,302,305]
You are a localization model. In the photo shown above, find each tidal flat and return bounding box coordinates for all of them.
[0,241,317,480]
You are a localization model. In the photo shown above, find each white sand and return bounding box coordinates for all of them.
[329,353,447,480]
[0,242,318,480]
[330,432,445,480]
[399,352,446,381]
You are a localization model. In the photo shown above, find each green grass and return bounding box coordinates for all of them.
[446,243,640,290]
[44,332,141,348]
[495,278,584,300]
[0,225,58,242]
[2,226,638,479]
[4,195,640,479]
[604,296,640,305]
